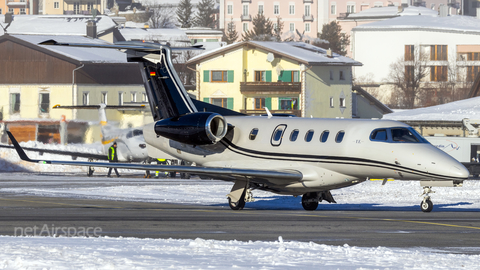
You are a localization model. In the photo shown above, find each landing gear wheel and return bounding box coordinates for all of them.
[87,158,94,177]
[302,193,319,211]
[228,190,246,210]
[420,199,433,212]
[180,160,191,179]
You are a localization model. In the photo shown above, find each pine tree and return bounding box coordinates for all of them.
[176,0,194,28]
[194,0,215,28]
[223,19,239,44]
[318,21,350,56]
[242,13,274,41]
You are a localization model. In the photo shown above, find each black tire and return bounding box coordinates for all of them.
[87,166,94,177]
[302,193,319,211]
[420,199,433,212]
[228,190,246,210]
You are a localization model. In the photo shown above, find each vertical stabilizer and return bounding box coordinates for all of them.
[139,46,197,121]
[99,103,108,126]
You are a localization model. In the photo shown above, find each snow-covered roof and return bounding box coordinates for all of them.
[119,28,190,46]
[382,96,480,121]
[11,35,129,63]
[0,15,117,36]
[354,15,480,34]
[188,41,362,66]
[348,6,438,19]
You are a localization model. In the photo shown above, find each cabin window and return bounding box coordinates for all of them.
[271,124,287,146]
[392,128,421,143]
[370,129,388,141]
[290,129,299,141]
[335,131,345,143]
[249,128,259,140]
[305,130,314,142]
[320,130,329,143]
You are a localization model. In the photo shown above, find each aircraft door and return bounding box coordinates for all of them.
[271,124,287,146]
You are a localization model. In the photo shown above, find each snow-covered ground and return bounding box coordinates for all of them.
[1,144,480,268]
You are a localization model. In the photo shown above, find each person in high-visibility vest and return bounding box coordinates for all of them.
[107,142,120,177]
[155,158,168,178]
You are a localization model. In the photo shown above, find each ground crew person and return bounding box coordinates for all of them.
[155,158,168,178]
[107,142,120,177]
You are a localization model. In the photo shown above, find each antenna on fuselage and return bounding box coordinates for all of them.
[264,107,272,118]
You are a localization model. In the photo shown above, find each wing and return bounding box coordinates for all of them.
[0,142,107,161]
[7,132,302,185]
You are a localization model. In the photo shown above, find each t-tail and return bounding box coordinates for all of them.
[139,46,197,121]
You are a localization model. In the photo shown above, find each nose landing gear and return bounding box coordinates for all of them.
[420,186,435,212]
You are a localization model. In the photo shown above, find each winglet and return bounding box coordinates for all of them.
[6,131,32,162]
[264,107,273,118]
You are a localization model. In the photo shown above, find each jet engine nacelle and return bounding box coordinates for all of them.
[154,112,228,145]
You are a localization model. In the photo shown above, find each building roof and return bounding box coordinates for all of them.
[353,15,480,34]
[353,86,392,115]
[188,41,362,66]
[119,28,191,46]
[0,15,117,36]
[347,6,438,19]
[7,34,129,64]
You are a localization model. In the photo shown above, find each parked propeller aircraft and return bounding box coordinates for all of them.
[7,40,470,212]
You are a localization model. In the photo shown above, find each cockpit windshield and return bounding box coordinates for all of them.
[126,129,143,139]
[370,127,428,143]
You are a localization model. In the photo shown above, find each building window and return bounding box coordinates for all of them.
[243,23,248,32]
[227,4,233,14]
[279,98,297,110]
[331,4,336,14]
[255,71,266,82]
[305,23,310,32]
[54,2,59,8]
[467,66,480,82]
[82,92,89,105]
[347,4,355,13]
[0,9,2,14]
[73,2,80,14]
[101,92,108,104]
[242,4,248,16]
[330,97,334,108]
[289,4,295,14]
[339,70,345,80]
[405,45,414,61]
[258,4,263,14]
[274,4,279,15]
[130,92,137,102]
[118,92,124,105]
[212,71,228,82]
[10,93,20,114]
[8,8,13,13]
[305,5,311,16]
[405,66,414,82]
[20,8,25,14]
[289,23,294,32]
[39,93,50,114]
[339,97,346,108]
[255,98,265,110]
[212,98,228,108]
[430,45,447,61]
[430,66,448,81]
[87,3,93,11]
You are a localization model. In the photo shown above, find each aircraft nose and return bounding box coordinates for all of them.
[450,164,469,179]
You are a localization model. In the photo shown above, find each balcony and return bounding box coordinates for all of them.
[240,109,301,117]
[303,15,314,22]
[240,82,301,95]
[7,1,28,7]
[337,12,350,19]
[303,0,313,3]
[64,10,94,15]
[241,14,252,21]
[241,0,251,2]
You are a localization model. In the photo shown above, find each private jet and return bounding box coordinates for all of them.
[7,41,470,212]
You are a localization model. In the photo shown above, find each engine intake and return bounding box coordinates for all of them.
[154,112,228,145]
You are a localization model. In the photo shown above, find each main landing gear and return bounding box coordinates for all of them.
[420,186,435,212]
[227,183,255,210]
[301,191,337,211]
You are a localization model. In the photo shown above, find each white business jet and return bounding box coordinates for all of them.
[7,41,469,212]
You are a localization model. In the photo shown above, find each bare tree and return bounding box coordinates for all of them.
[145,3,176,28]
[387,46,429,109]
